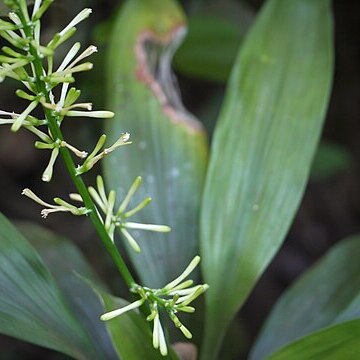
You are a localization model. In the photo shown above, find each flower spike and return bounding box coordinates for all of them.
[100,256,208,356]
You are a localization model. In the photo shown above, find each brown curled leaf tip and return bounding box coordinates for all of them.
[135,25,204,134]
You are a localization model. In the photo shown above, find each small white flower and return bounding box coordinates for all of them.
[60,141,88,158]
[22,188,90,218]
[42,147,59,182]
[11,100,39,132]
[100,298,145,321]
[163,256,201,292]
[65,110,113,118]
[76,133,129,176]
[59,8,92,37]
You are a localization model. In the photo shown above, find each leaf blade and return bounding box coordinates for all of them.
[0,214,95,359]
[199,0,334,357]
[268,319,360,360]
[104,0,208,287]
[250,236,360,360]
[17,222,118,360]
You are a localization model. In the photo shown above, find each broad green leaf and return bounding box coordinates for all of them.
[0,213,96,359]
[19,222,179,360]
[250,236,360,360]
[268,319,360,360]
[17,222,118,360]
[174,15,242,82]
[199,0,333,358]
[87,280,179,360]
[104,0,208,287]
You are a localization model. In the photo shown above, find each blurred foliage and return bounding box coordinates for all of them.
[311,142,352,180]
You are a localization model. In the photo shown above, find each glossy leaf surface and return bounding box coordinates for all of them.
[0,214,95,359]
[268,319,360,360]
[200,0,333,358]
[251,236,360,360]
[18,222,118,360]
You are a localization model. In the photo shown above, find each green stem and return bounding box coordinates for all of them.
[17,9,136,289]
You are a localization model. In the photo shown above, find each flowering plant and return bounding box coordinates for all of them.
[1,1,357,360]
[0,0,207,358]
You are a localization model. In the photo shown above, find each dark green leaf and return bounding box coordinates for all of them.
[104,0,208,288]
[17,222,179,359]
[174,15,242,82]
[250,236,360,360]
[199,0,334,358]
[310,141,352,180]
[0,213,95,359]
[17,222,118,360]
[268,319,360,360]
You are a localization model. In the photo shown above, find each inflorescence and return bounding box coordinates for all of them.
[101,256,209,356]
[0,0,208,356]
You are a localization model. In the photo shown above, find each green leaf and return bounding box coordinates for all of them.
[173,15,242,82]
[174,0,255,83]
[310,141,352,180]
[268,319,360,360]
[0,213,96,359]
[18,222,179,360]
[104,0,208,287]
[250,236,360,360]
[17,222,118,360]
[86,280,179,360]
[199,0,334,358]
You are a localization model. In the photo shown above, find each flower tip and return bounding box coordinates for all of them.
[162,225,171,233]
[100,314,111,321]
[10,121,21,132]
[122,132,130,142]
[41,210,49,218]
[21,188,31,197]
[180,325,193,339]
[89,45,98,53]
[192,255,201,267]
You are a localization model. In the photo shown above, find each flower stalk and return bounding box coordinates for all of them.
[0,1,208,355]
[2,0,136,288]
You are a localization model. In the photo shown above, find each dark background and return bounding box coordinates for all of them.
[0,0,359,358]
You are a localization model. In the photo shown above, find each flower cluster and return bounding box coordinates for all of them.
[0,0,114,182]
[73,174,171,252]
[0,1,208,356]
[101,256,209,356]
[21,188,90,218]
